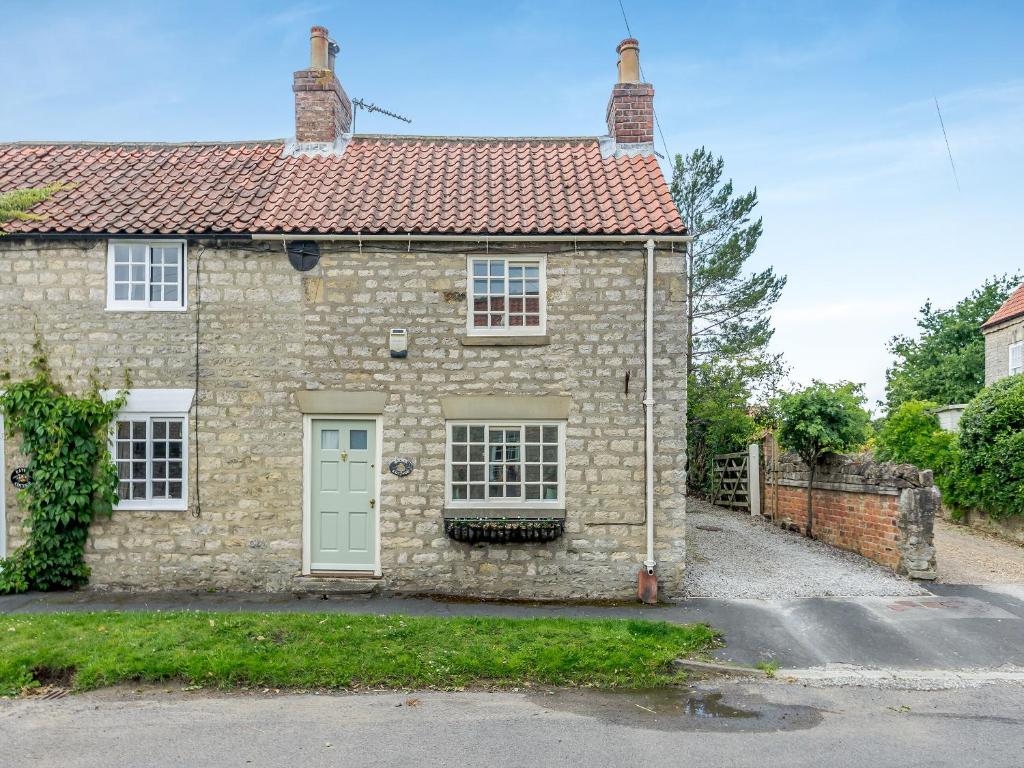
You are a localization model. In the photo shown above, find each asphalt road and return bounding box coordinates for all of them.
[3,681,1023,768]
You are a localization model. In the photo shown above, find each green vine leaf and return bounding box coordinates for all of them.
[0,338,129,593]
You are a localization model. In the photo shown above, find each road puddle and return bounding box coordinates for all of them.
[528,686,822,732]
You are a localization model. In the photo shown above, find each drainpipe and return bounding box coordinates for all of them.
[638,238,658,604]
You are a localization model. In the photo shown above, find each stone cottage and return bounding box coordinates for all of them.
[0,27,690,600]
[983,282,1024,385]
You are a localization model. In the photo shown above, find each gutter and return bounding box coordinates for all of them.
[251,233,692,244]
[6,232,693,245]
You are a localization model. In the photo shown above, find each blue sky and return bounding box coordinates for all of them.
[5,1,1023,407]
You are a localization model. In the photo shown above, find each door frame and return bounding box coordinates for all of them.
[302,414,383,576]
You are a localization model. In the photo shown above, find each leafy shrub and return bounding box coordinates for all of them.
[875,400,956,471]
[941,376,1024,519]
[687,363,758,495]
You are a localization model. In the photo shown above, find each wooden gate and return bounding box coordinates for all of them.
[711,451,750,512]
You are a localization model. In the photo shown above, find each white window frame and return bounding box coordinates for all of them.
[465,255,547,336]
[1010,341,1024,376]
[444,420,565,511]
[106,239,188,312]
[104,389,194,511]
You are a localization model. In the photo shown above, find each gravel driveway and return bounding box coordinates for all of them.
[935,519,1024,584]
[684,498,925,598]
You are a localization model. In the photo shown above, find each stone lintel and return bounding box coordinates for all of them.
[295,389,387,414]
[439,395,571,420]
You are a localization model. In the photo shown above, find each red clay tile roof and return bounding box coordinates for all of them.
[0,137,685,237]
[983,283,1024,329]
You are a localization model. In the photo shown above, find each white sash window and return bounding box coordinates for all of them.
[106,240,187,311]
[446,420,564,508]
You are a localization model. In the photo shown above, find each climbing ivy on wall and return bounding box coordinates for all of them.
[0,340,128,593]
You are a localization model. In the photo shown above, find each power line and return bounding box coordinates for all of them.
[614,0,674,163]
[934,96,960,192]
[616,0,634,38]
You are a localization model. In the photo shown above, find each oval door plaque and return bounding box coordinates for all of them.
[388,458,414,477]
[10,467,31,489]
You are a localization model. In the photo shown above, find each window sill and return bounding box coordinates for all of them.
[114,502,188,512]
[443,507,565,520]
[459,334,550,347]
[105,305,188,313]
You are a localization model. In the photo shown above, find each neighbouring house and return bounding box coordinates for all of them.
[0,28,690,599]
[982,282,1024,386]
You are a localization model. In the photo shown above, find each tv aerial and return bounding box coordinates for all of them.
[352,98,412,132]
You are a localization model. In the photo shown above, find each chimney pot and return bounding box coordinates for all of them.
[616,38,641,83]
[328,39,339,72]
[310,26,329,69]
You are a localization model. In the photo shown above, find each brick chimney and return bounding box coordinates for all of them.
[293,26,352,145]
[605,38,654,151]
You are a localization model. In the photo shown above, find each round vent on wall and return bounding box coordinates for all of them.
[287,240,321,272]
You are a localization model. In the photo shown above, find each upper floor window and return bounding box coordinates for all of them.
[467,256,546,335]
[106,240,186,311]
[1010,341,1023,376]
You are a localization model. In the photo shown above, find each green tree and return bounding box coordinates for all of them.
[671,147,786,378]
[874,400,955,472]
[777,382,870,537]
[671,148,787,491]
[942,376,1024,519]
[885,275,1020,409]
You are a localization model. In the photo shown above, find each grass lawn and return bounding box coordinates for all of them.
[0,611,717,696]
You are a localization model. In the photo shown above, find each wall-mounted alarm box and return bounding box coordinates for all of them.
[389,328,408,358]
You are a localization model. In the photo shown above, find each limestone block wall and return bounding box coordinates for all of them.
[983,318,1024,386]
[762,448,937,578]
[0,237,687,599]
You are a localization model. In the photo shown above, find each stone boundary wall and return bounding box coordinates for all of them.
[943,507,1024,547]
[762,447,937,579]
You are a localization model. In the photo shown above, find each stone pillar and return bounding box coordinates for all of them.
[897,482,938,579]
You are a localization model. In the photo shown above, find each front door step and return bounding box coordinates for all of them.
[291,575,380,596]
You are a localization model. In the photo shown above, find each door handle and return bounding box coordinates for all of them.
[369,499,376,508]
[341,452,348,461]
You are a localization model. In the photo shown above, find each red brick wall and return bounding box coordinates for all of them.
[768,483,902,570]
[293,69,352,143]
[605,83,654,144]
